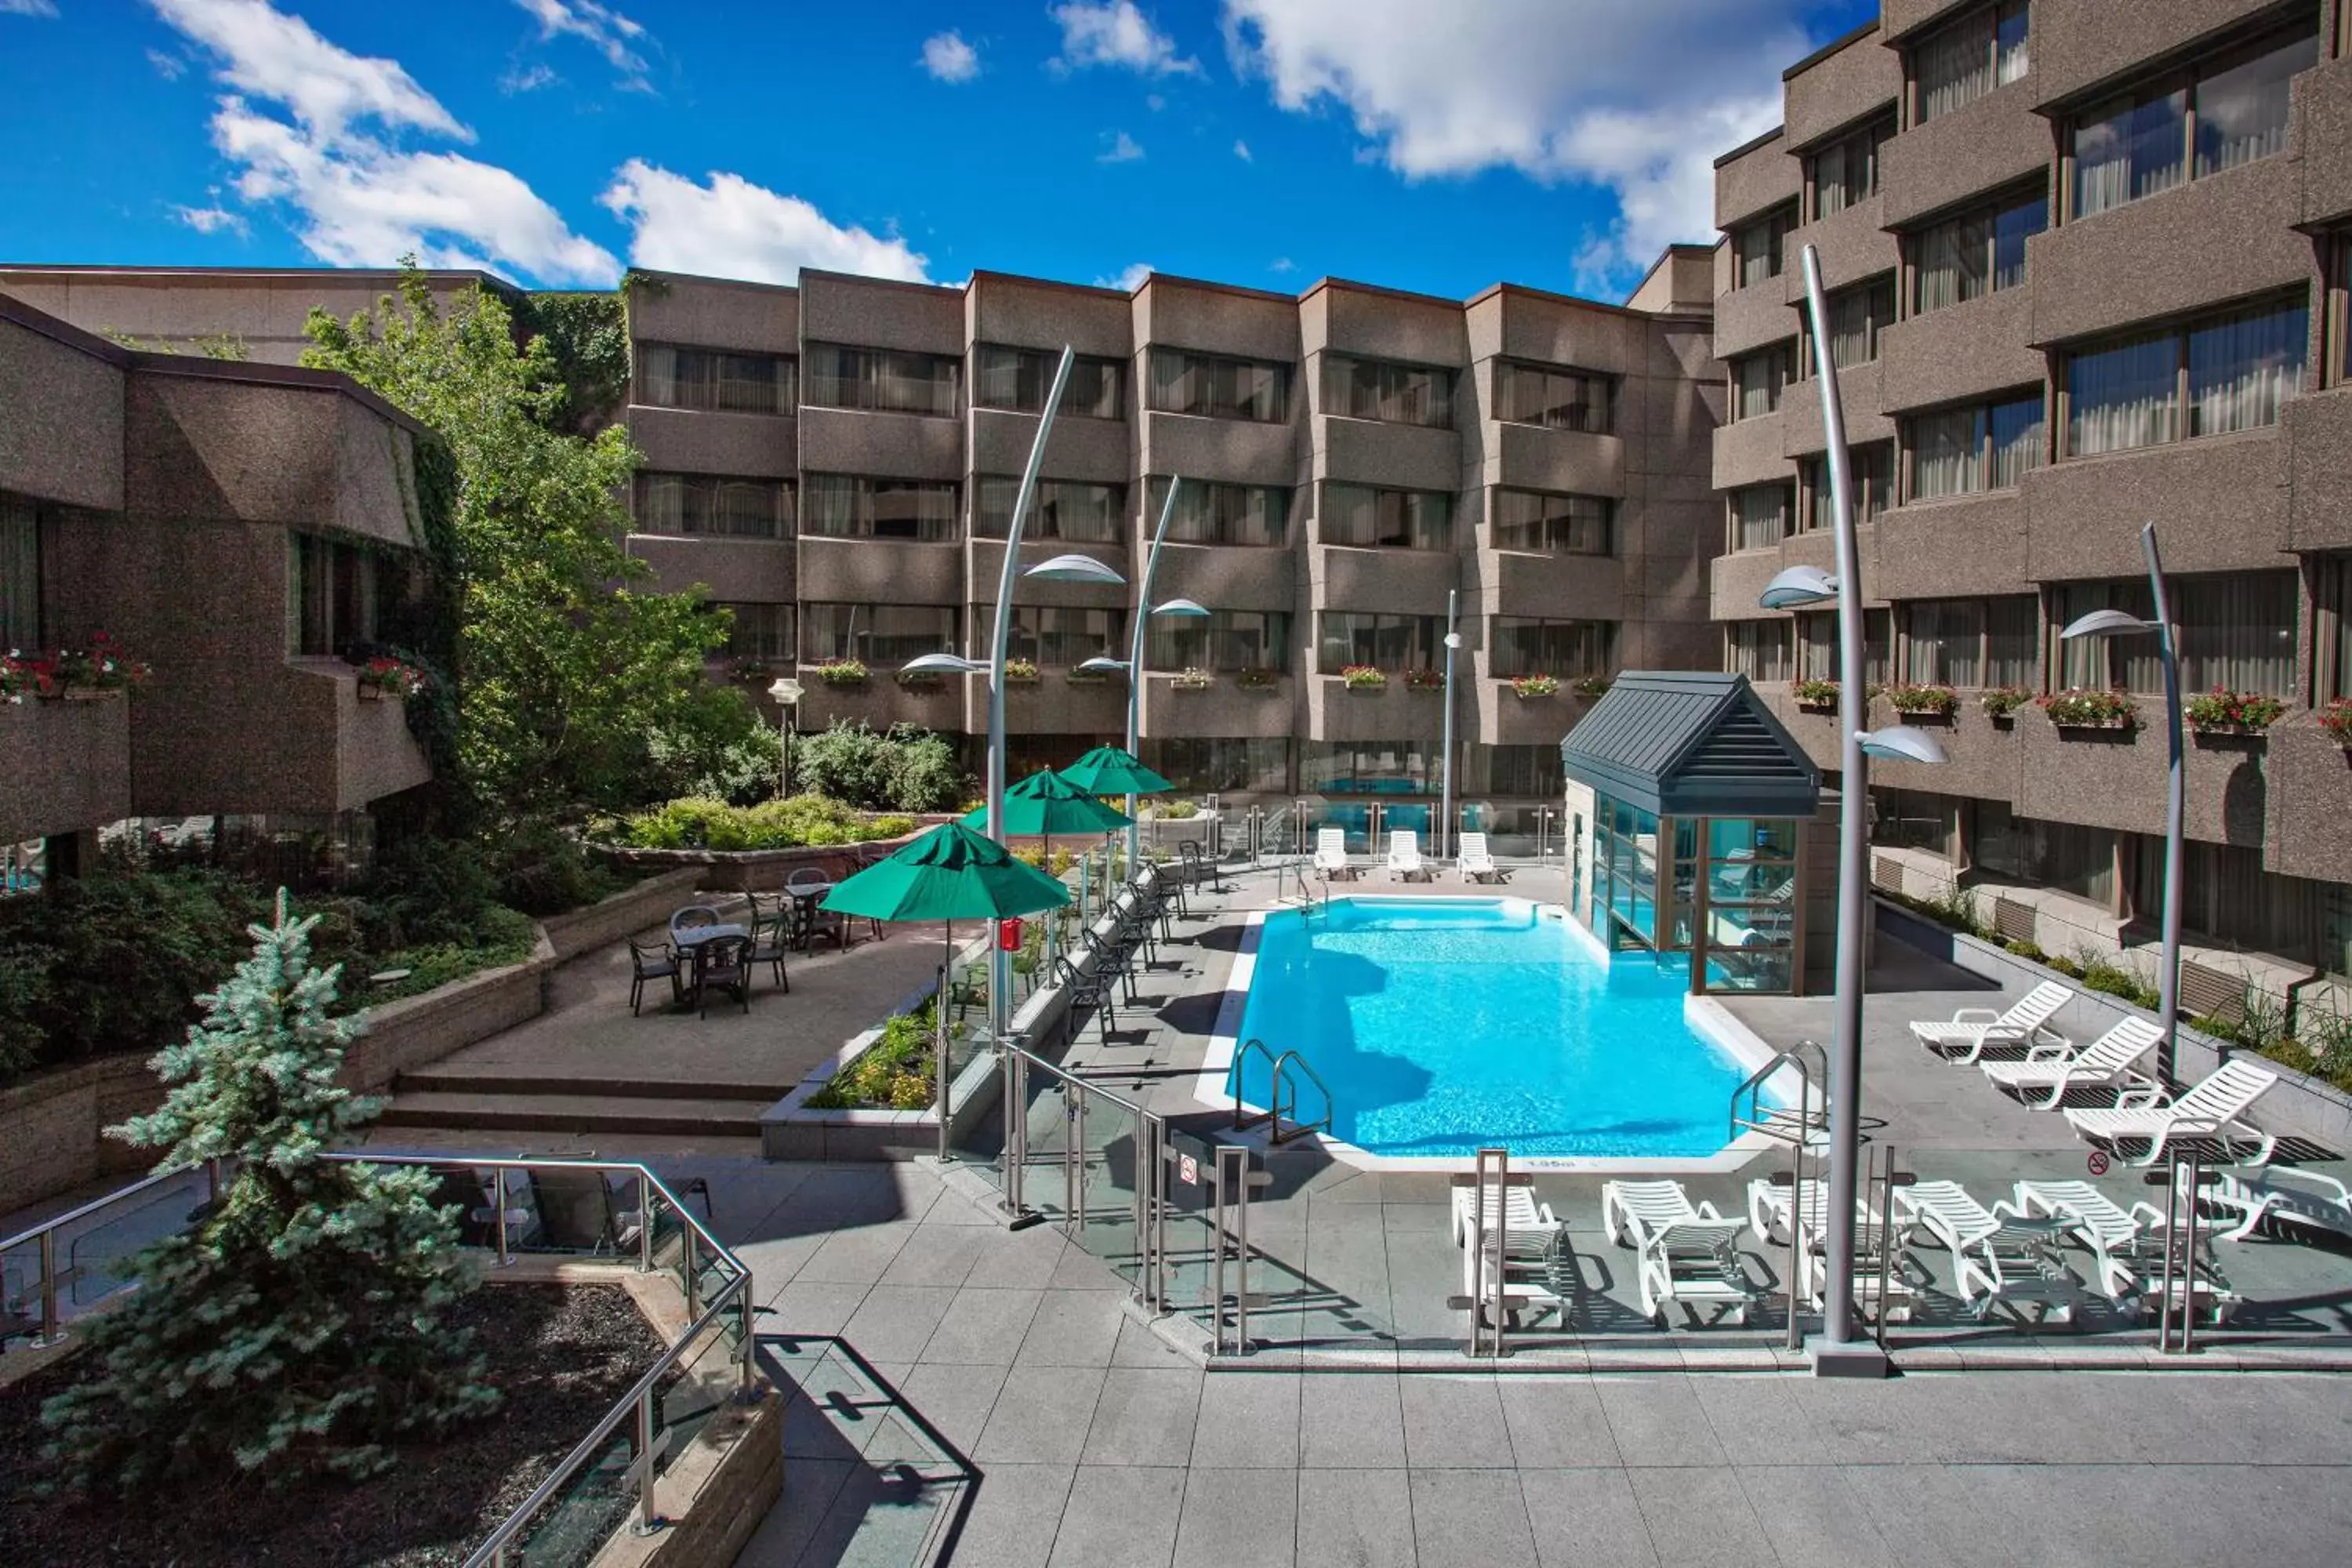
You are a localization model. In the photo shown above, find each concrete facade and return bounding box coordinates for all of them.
[1711,2,2352,987]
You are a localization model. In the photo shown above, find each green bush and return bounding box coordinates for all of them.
[792,721,967,811]
[2071,950,2158,1008]
[806,1004,938,1109]
[612,794,920,852]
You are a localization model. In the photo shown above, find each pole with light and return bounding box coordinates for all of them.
[1439,587,1461,862]
[766,676,804,798]
[900,346,1128,1049]
[1759,242,1950,1377]
[2060,521,2181,1081]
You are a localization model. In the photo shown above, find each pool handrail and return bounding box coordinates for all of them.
[1232,1037,1334,1145]
[1269,1049,1334,1145]
[1730,1039,1831,1149]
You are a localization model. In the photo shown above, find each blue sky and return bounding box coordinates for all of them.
[0,1,1875,301]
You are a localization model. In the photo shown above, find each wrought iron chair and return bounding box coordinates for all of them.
[626,938,681,1016]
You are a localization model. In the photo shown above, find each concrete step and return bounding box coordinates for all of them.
[394,1067,798,1102]
[377,1090,778,1138]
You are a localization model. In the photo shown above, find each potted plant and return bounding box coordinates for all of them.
[1341,664,1388,691]
[2321,698,2352,748]
[1793,677,1839,710]
[1403,668,1444,691]
[1573,675,1613,699]
[815,657,869,687]
[354,655,428,702]
[1882,681,1958,719]
[2184,685,2286,735]
[1171,666,1213,691]
[2039,688,2137,730]
[1003,657,1040,684]
[1981,685,2031,721]
[1065,665,1112,685]
[1236,666,1281,691]
[0,649,34,705]
[1510,673,1560,699]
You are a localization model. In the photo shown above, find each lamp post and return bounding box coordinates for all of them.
[1439,590,1461,862]
[766,677,803,798]
[1759,241,1951,1377]
[1112,477,1207,869]
[2061,521,2182,1081]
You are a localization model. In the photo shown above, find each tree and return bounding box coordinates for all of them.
[42,893,494,1488]
[299,264,742,825]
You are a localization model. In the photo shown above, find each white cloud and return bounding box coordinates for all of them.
[599,162,931,286]
[1052,2,1198,76]
[920,30,979,82]
[512,0,648,84]
[500,62,557,93]
[1269,256,1293,273]
[1095,262,1153,292]
[147,48,187,78]
[1232,138,1251,161]
[1,1,61,16]
[152,0,619,285]
[173,202,248,236]
[1221,0,1809,282]
[1098,129,1145,163]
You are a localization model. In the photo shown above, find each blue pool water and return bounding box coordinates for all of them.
[1227,897,1756,1160]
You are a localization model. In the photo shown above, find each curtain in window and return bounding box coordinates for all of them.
[1149,611,1290,671]
[1986,596,2039,687]
[1501,363,1610,433]
[1319,613,1442,671]
[2067,333,2176,455]
[1917,213,1988,312]
[978,478,1123,541]
[715,602,796,660]
[1829,280,1893,368]
[1916,6,1996,122]
[1910,408,1982,499]
[1008,606,1127,667]
[1734,213,1788,288]
[1730,485,1788,550]
[1494,490,1610,554]
[1490,619,1613,679]
[2188,304,2307,437]
[1153,478,1287,545]
[1904,599,1985,686]
[1327,358,1450,426]
[2175,572,2297,695]
[1991,194,2046,289]
[2327,556,2352,702]
[1994,1,2029,84]
[2194,29,2318,177]
[1323,485,1450,549]
[1987,395,2046,488]
[1733,350,1784,419]
[1,497,40,650]
[638,344,680,408]
[2073,89,2186,217]
[1725,621,1792,683]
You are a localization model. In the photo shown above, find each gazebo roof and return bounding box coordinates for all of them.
[1559,671,1820,818]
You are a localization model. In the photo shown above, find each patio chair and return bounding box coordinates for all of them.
[1457,831,1508,884]
[1458,1223,1575,1332]
[1745,1177,1915,1319]
[1312,827,1356,881]
[1082,924,1140,1006]
[746,908,791,993]
[626,938,681,1016]
[667,904,724,947]
[685,933,753,1018]
[2062,1058,2280,1167]
[2212,1165,2352,1244]
[2013,1179,2237,1320]
[1599,1179,1756,1327]
[514,1167,641,1255]
[1449,1182,1561,1263]
[1386,829,1429,882]
[1909,979,2075,1062]
[1894,1179,2082,1323]
[1052,952,1116,1044]
[1979,1015,2163,1109]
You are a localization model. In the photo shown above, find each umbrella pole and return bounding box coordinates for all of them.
[937,920,951,1162]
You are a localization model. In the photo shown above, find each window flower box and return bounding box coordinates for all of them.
[1793,677,1839,710]
[2184,686,2285,736]
[1573,675,1613,699]
[1065,667,1112,685]
[4,635,151,702]
[815,659,869,688]
[1171,667,1213,691]
[1882,681,1958,719]
[1980,685,2031,721]
[2321,699,2352,748]
[1003,658,1040,684]
[1509,673,1559,699]
[1341,665,1387,691]
[896,670,946,691]
[1402,668,1444,691]
[1236,666,1281,691]
[356,655,428,702]
[2039,688,2137,730]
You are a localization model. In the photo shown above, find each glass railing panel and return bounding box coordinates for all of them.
[506,1423,637,1568]
[1070,1091,1142,1287]
[62,1178,209,1307]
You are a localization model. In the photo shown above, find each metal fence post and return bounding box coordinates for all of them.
[37,1228,61,1346]
[682,1225,700,1320]
[633,1385,662,1535]
[492,1167,512,1267]
[638,1174,655,1272]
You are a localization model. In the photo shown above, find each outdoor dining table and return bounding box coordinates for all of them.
[784,883,842,951]
[670,923,746,952]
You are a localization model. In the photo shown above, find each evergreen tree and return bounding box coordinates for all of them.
[42,893,495,1489]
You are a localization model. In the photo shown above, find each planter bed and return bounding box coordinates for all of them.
[0,1283,662,1568]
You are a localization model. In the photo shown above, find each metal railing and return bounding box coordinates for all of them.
[2,1160,225,1346]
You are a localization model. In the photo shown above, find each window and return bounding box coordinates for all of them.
[1497,360,1612,434]
[803,475,960,542]
[2063,299,2307,457]
[633,474,794,539]
[1809,114,1893,218]
[1798,608,1892,685]
[1731,343,1793,419]
[1320,485,1451,550]
[974,345,1123,419]
[2054,572,2298,697]
[1914,187,2047,311]
[715,601,795,661]
[1907,393,2045,498]
[1914,1,2030,122]
[636,343,796,415]
[1802,444,1893,530]
[800,603,959,666]
[2323,555,2352,702]
[2328,231,2352,390]
[1824,276,1896,368]
[1729,483,1792,551]
[1466,744,1563,797]
[1732,207,1796,289]
[2071,23,2318,219]
[2130,839,2315,958]
[1148,477,1288,546]
[803,343,961,416]
[1319,612,1445,673]
[1490,617,1614,679]
[1901,596,2038,687]
[1148,609,1290,671]
[0,496,37,650]
[1301,741,1430,795]
[1492,489,1611,554]
[1976,802,2117,906]
[1007,605,1127,668]
[1323,355,1452,427]
[1724,620,1795,684]
[974,477,1124,542]
[287,534,379,658]
[1146,350,1292,422]
[1139,737,1292,794]
[1871,788,1956,855]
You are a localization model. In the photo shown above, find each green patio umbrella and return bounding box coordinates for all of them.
[959,768,1133,866]
[821,819,1074,980]
[1057,745,1174,798]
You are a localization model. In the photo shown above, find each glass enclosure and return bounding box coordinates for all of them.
[1592,792,1802,993]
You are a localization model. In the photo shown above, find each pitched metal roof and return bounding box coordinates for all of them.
[1559,671,1820,818]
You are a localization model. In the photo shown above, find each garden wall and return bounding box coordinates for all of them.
[592,825,938,895]
[540,867,703,961]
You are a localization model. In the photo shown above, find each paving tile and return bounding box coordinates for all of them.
[1593,1374,1728,1468]
[1519,1468,1659,1568]
[793,1221,920,1286]
[1083,1367,1205,1467]
[793,1459,962,1567]
[918,1287,1045,1366]
[1018,1286,1131,1367]
[962,1224,1072,1289]
[936,1461,1073,1568]
[838,1283,958,1365]
[1045,1465,1186,1568]
[735,1230,833,1296]
[877,1222,996,1288]
[1842,1464,2017,1568]
[1407,1468,1537,1568]
[894,1360,1011,1454]
[1299,1373,1409,1468]
[1688,1373,1819,1457]
[1049,1238,1133,1290]
[1625,1465,1773,1568]
[765,1278,872,1338]
[1192,1372,1302,1468]
[1297,1468,1419,1568]
[1737,1465,1893,1567]
[732,1454,853,1566]
[1173,1461,1298,1567]
[975,1363,1111,1465]
[1399,1373,1515,1468]
[1497,1376,1621,1469]
[1785,1374,1942,1465]
[1112,1313,1196,1367]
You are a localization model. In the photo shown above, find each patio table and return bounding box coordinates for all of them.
[671,923,746,952]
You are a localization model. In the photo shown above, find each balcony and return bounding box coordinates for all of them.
[2262,722,2352,883]
[1138,670,1295,739]
[1302,674,1446,743]
[624,405,794,479]
[627,532,797,602]
[129,659,430,817]
[0,691,132,842]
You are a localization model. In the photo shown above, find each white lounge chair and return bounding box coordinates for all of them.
[1600,1179,1755,1326]
[1450,1182,1560,1258]
[2212,1166,2352,1244]
[1385,829,1429,882]
[2063,1058,2280,1167]
[1312,826,1357,881]
[1457,831,1508,884]
[1910,980,2074,1062]
[1745,1178,1915,1320]
[1980,1015,2164,1109]
[1457,1223,1573,1330]
[2013,1179,2237,1320]
[1894,1179,2082,1323]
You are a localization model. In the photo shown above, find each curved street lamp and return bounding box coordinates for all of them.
[766,676,804,798]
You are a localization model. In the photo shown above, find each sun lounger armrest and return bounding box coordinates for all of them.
[1949,1007,2000,1024]
[2111,1084,2171,1111]
[1693,1199,1725,1221]
[2127,1200,2167,1229]
[2289,1169,2352,1206]
[2022,1040,2073,1062]
[1989,1198,2027,1223]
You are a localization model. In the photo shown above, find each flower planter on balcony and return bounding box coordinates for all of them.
[2049,718,2136,733]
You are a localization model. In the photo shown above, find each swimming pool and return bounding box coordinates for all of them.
[1218,896,1772,1164]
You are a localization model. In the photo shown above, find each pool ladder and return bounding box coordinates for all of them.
[1232,1037,1333,1145]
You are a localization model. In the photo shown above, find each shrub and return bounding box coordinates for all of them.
[1235,667,1280,690]
[1403,668,1444,691]
[1151,798,1201,820]
[355,655,429,699]
[815,658,868,685]
[1573,675,1613,699]
[1340,665,1387,691]
[2039,688,2136,727]
[612,793,917,851]
[1509,673,1559,699]
[792,720,967,811]
[806,1003,938,1110]
[2321,699,2352,745]
[1793,678,1839,706]
[1980,685,2031,719]
[2184,686,2287,732]
[1882,681,1958,716]
[2071,949,2159,1008]
[1004,658,1040,684]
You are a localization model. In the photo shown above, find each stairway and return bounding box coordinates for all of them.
[378,1065,787,1143]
